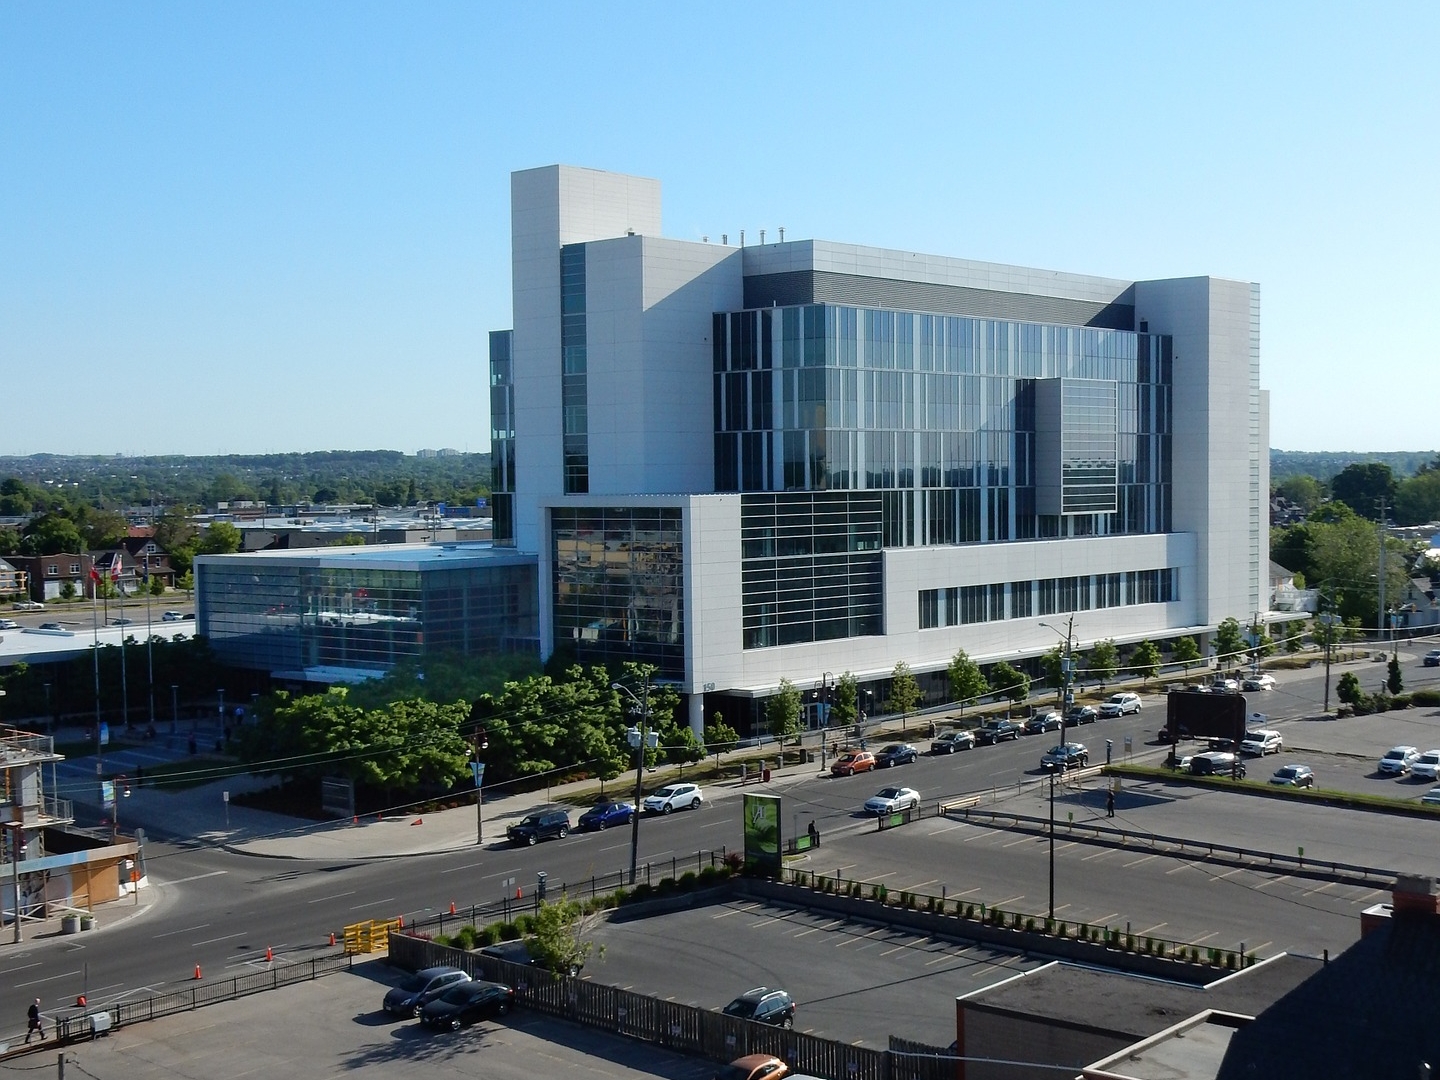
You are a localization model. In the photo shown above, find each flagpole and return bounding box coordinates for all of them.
[117,558,129,731]
[144,556,155,731]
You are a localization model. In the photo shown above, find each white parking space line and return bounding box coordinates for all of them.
[995,894,1026,908]
[1165,861,1204,876]
[1352,889,1384,905]
[1123,854,1159,869]
[1187,932,1218,946]
[1254,874,1291,891]
[793,920,842,938]
[1092,912,1120,925]
[836,926,888,948]
[951,886,983,898]
[1002,835,1035,848]
[906,879,940,891]
[1250,940,1273,954]
[1081,848,1114,862]
[1303,881,1336,898]
[1210,867,1244,880]
[1136,922,1168,937]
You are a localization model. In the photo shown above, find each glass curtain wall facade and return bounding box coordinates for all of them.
[552,507,685,677]
[561,245,589,494]
[489,330,516,544]
[714,304,1174,651]
[201,560,538,672]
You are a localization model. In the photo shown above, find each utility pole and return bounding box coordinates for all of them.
[613,675,657,885]
[1377,499,1387,648]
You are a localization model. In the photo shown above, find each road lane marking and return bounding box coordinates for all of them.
[154,923,211,938]
[16,970,83,988]
[699,820,729,829]
[191,932,247,947]
[439,862,488,874]
[350,897,395,911]
[305,891,356,905]
[165,870,228,886]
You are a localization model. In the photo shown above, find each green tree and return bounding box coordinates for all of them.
[704,715,740,761]
[59,580,77,601]
[831,672,859,728]
[1039,645,1065,694]
[525,895,603,975]
[177,570,195,597]
[1172,635,1201,674]
[195,522,243,555]
[657,719,705,765]
[1130,640,1162,684]
[1395,469,1440,527]
[148,574,166,596]
[1330,462,1396,520]
[947,649,988,716]
[0,525,20,557]
[347,650,540,712]
[1274,474,1325,513]
[0,477,37,516]
[766,678,803,743]
[1388,654,1404,696]
[20,513,85,555]
[1336,671,1366,709]
[1213,618,1247,667]
[987,661,1029,711]
[1086,640,1119,685]
[888,661,920,722]
[74,507,128,550]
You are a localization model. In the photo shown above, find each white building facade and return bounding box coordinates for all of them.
[490,165,1268,735]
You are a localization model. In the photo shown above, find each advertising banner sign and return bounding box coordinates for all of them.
[742,793,781,876]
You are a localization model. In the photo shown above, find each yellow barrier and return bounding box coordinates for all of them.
[342,918,403,954]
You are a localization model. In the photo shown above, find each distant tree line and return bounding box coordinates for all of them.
[1274,457,1440,527]
[0,450,491,516]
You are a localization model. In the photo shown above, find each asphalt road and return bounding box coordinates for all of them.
[4,642,1439,1049]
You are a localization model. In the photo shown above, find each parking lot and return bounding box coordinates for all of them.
[590,896,1042,1047]
[9,962,714,1080]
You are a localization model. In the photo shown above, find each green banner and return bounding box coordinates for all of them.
[743,793,781,876]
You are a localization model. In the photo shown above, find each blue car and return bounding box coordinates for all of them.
[577,800,635,831]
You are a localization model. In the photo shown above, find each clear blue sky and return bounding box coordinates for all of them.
[2,2,1435,456]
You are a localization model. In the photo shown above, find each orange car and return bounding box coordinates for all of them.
[714,1054,790,1080]
[830,750,876,776]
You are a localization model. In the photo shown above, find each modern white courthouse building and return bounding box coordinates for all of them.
[486,164,1268,736]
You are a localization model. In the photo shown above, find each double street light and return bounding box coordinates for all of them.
[612,678,657,885]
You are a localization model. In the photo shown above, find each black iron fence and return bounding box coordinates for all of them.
[45,954,353,1044]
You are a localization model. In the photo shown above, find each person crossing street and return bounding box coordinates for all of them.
[25,998,44,1043]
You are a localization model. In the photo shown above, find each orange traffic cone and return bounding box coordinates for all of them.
[352,815,358,825]
[328,931,336,947]
[448,901,456,915]
[265,946,273,963]
[515,886,522,900]
[411,817,423,826]
[75,995,87,1007]
[193,965,202,980]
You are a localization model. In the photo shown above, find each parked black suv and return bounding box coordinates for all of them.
[506,808,571,846]
[722,986,796,1028]
[975,719,1021,745]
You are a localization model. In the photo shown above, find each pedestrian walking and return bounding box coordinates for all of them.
[808,820,820,848]
[1106,788,1116,818]
[25,998,44,1043]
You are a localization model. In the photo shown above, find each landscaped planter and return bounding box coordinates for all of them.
[61,914,81,935]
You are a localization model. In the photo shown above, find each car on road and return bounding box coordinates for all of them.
[715,1054,791,1080]
[419,980,514,1030]
[577,799,635,831]
[874,743,918,767]
[38,622,65,630]
[1210,677,1241,693]
[1190,750,1240,776]
[643,783,703,813]
[1412,751,1440,782]
[1425,650,1440,668]
[0,619,18,630]
[864,786,920,815]
[161,610,185,622]
[383,966,471,1017]
[1378,746,1421,776]
[1040,743,1089,771]
[1242,673,1277,691]
[181,612,196,619]
[722,987,796,1029]
[1240,729,1283,756]
[1066,704,1099,725]
[975,719,1021,745]
[1024,711,1061,735]
[1099,693,1142,718]
[11,601,44,611]
[831,750,877,776]
[506,807,572,845]
[930,729,975,754]
[1269,764,1315,788]
[1423,787,1440,806]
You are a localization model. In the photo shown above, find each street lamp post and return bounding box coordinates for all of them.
[612,678,655,885]
[1039,615,1076,920]
[473,727,488,845]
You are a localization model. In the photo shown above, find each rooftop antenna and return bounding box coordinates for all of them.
[760,229,765,244]
[722,233,728,245]
[740,230,745,247]
[779,227,785,241]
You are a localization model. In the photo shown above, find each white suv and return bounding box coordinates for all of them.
[1379,746,1420,776]
[1411,750,1440,781]
[1240,729,1283,756]
[1099,693,1142,718]
[642,783,703,814]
